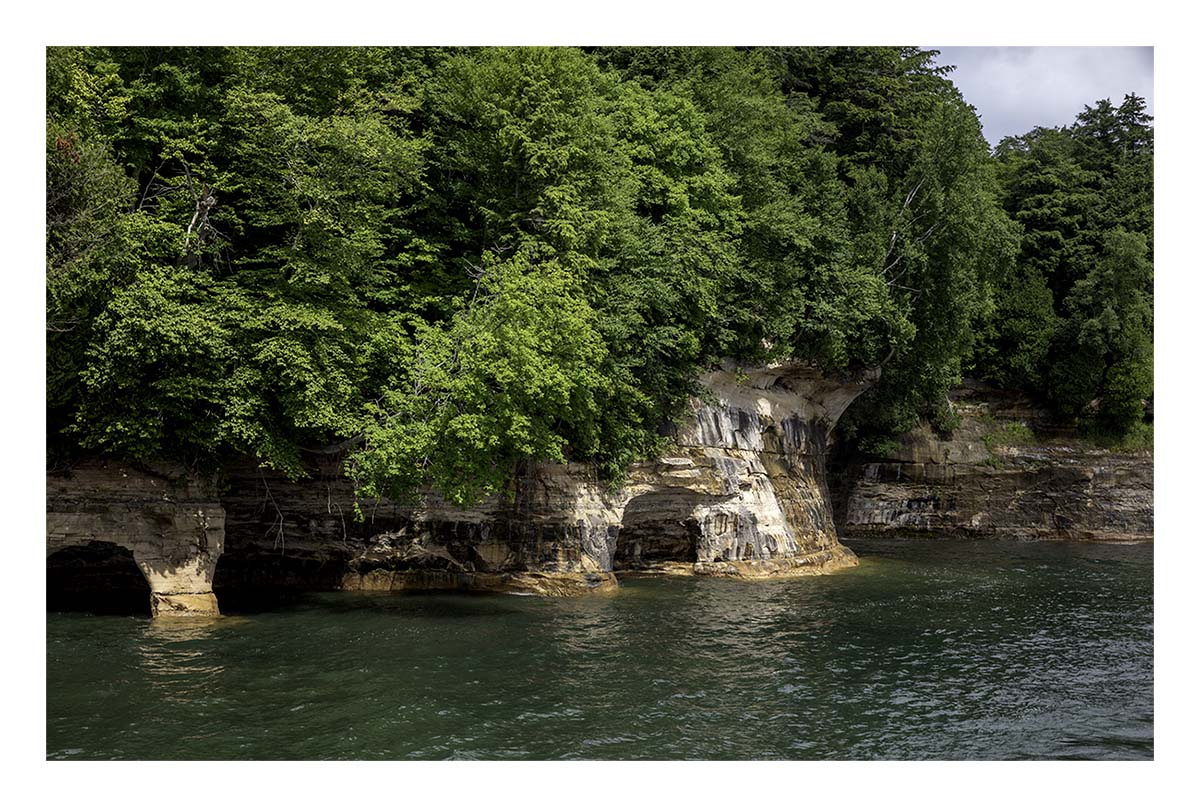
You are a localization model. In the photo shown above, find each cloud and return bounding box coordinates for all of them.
[931,46,1154,145]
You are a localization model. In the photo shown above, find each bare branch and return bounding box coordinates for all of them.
[136,160,169,212]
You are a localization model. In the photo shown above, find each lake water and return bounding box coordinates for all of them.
[46,538,1153,760]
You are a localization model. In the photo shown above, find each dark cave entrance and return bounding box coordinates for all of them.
[47,542,151,616]
[613,491,703,571]
[212,548,348,612]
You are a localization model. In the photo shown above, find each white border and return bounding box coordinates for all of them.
[6,2,1194,803]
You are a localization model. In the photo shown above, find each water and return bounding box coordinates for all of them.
[46,538,1153,760]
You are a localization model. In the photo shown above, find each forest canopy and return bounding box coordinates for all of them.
[46,46,1153,503]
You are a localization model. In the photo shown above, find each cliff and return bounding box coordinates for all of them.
[46,462,224,616]
[47,362,872,614]
[830,381,1153,543]
[218,362,870,597]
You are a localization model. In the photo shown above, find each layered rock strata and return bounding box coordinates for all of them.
[46,462,224,616]
[614,363,866,577]
[217,362,871,595]
[831,381,1153,542]
[47,362,872,609]
[217,457,623,597]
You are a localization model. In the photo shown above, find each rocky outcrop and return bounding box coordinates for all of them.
[216,457,623,597]
[46,362,872,609]
[216,362,870,596]
[614,363,866,577]
[831,381,1153,543]
[46,462,224,616]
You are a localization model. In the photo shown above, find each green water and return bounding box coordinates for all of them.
[46,538,1152,760]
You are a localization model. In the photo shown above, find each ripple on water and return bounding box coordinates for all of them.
[47,539,1152,760]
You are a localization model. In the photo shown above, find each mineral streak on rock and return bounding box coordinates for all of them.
[613,362,873,577]
[46,362,874,605]
[213,361,872,593]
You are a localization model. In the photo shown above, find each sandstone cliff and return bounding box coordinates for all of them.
[46,462,224,616]
[47,362,871,613]
[830,381,1153,543]
[217,362,869,597]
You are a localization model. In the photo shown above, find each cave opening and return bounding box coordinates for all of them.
[213,549,347,612]
[47,542,151,616]
[613,491,703,571]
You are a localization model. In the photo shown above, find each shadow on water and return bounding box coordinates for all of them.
[311,591,531,619]
[215,586,532,619]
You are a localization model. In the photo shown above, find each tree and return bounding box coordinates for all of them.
[1046,228,1152,431]
[54,47,1144,503]
[348,249,608,505]
[980,94,1153,436]
[772,47,1017,438]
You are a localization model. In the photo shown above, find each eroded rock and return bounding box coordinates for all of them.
[48,362,872,603]
[217,361,871,593]
[831,381,1153,543]
[46,461,224,616]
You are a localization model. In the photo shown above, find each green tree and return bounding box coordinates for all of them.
[46,48,137,458]
[981,94,1153,435]
[773,47,1017,438]
[58,47,1143,503]
[348,249,608,505]
[1046,228,1152,430]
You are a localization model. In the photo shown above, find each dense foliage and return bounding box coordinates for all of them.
[975,94,1154,435]
[46,46,1152,503]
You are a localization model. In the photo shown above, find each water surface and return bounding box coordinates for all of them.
[47,538,1153,760]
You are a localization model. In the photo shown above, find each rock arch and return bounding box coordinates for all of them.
[46,462,224,617]
[605,361,871,578]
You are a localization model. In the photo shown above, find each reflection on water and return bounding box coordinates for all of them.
[141,615,233,640]
[47,538,1152,760]
[136,618,233,706]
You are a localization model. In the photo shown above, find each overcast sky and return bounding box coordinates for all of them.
[930,47,1155,146]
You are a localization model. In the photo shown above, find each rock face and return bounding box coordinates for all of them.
[48,375,1152,615]
[46,362,871,611]
[215,362,869,596]
[216,457,624,597]
[46,462,224,616]
[831,382,1153,543]
[614,363,867,577]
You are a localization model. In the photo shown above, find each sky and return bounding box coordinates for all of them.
[930,46,1155,146]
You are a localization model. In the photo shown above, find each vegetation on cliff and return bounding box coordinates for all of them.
[45,46,1152,502]
[976,95,1154,437]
